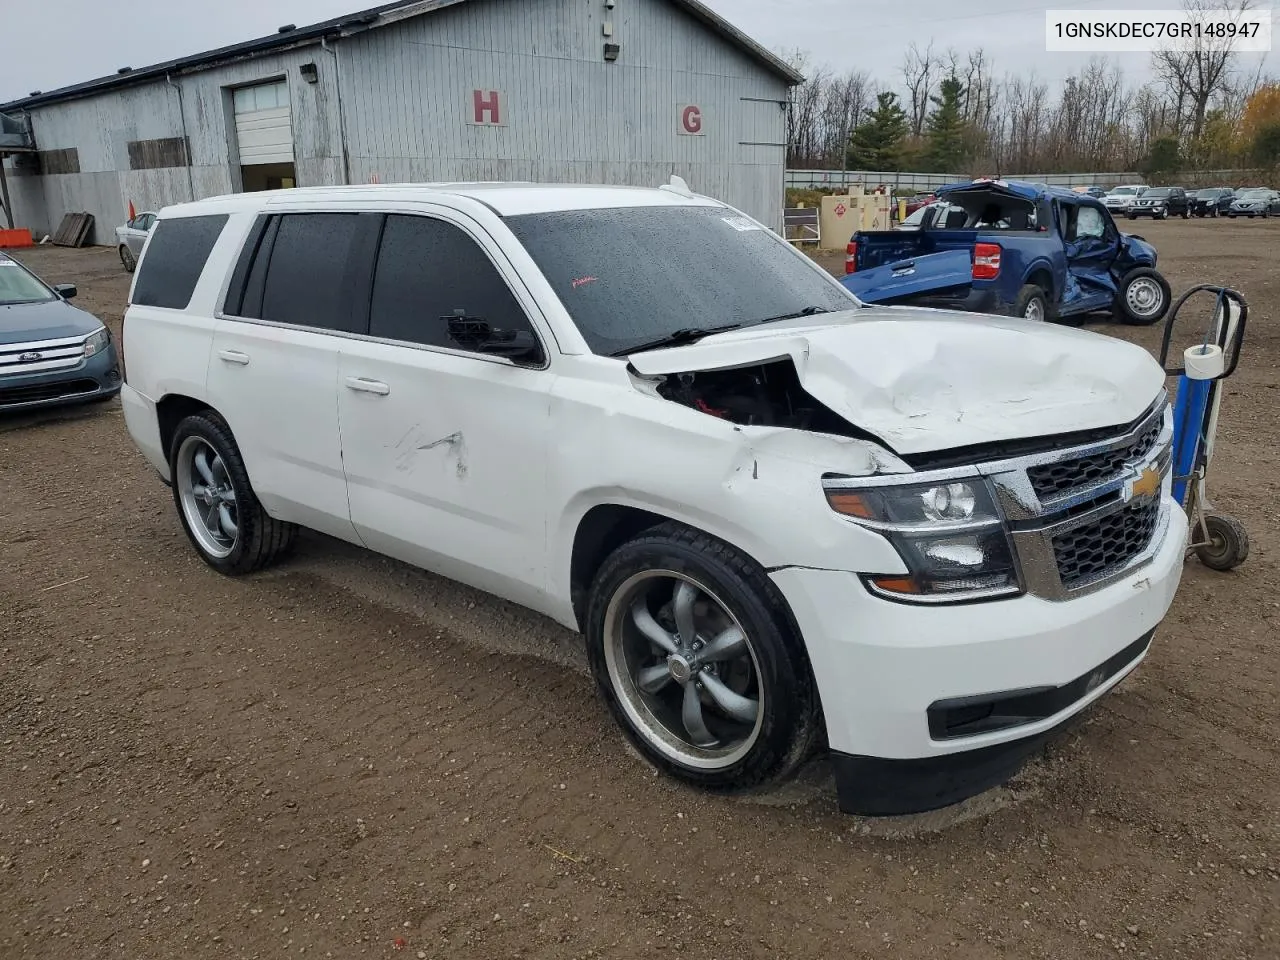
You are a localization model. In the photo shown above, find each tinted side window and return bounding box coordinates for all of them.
[132,214,228,309]
[256,213,370,333]
[369,215,534,349]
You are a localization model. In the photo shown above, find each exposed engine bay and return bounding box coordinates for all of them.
[655,358,867,439]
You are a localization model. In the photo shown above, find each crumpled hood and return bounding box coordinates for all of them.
[626,307,1166,456]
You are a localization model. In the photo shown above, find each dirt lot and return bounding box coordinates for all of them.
[2,219,1277,959]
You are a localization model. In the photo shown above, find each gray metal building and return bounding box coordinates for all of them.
[0,0,798,245]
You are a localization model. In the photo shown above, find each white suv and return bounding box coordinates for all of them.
[1102,184,1148,215]
[121,181,1186,816]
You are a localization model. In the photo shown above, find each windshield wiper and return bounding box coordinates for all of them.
[753,305,833,324]
[611,323,745,357]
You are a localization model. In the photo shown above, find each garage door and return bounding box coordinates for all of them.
[233,81,294,165]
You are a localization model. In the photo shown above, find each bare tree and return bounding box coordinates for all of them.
[1151,0,1252,140]
[902,42,937,137]
[820,70,873,169]
[782,49,829,167]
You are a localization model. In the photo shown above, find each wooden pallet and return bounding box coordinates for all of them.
[51,212,93,247]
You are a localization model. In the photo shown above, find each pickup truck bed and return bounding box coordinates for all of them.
[839,179,1171,326]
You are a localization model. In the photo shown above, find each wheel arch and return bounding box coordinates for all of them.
[564,499,787,635]
[1021,263,1056,300]
[156,393,217,462]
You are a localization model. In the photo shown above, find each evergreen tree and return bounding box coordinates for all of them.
[847,92,909,170]
[924,74,969,172]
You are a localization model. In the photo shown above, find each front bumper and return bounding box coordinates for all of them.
[1129,206,1167,218]
[0,343,122,412]
[771,500,1186,815]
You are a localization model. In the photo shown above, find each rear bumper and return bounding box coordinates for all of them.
[905,287,1007,316]
[0,345,122,412]
[120,383,170,480]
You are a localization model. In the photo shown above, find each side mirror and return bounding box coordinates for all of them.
[445,315,543,364]
[54,283,77,299]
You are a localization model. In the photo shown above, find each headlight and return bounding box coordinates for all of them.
[83,327,110,357]
[824,477,1022,603]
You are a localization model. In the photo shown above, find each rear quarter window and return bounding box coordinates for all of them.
[132,215,229,310]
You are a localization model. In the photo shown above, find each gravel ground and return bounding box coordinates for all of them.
[2,217,1277,959]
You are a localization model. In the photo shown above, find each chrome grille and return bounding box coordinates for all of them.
[1027,416,1163,501]
[1052,500,1162,589]
[0,334,87,377]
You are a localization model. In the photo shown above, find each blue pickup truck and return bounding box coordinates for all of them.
[842,179,1172,326]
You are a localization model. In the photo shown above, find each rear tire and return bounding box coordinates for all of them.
[1013,284,1050,323]
[1114,267,1172,326]
[168,411,296,575]
[585,521,821,794]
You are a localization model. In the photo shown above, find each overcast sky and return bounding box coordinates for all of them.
[1,0,1273,103]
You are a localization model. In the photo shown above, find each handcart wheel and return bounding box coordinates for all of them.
[1195,513,1250,571]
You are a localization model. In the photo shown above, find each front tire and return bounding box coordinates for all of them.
[1114,267,1172,326]
[585,522,820,793]
[119,244,136,273]
[169,411,296,575]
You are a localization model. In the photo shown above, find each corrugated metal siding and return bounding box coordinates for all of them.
[339,0,787,227]
[9,0,786,240]
[15,48,345,241]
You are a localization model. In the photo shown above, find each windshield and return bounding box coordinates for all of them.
[1110,187,1139,196]
[0,257,55,305]
[1195,189,1223,198]
[1238,189,1270,198]
[504,205,857,356]
[1144,188,1171,198]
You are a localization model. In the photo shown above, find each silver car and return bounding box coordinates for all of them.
[114,211,156,273]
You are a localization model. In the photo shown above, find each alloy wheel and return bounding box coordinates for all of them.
[175,436,239,558]
[602,570,764,770]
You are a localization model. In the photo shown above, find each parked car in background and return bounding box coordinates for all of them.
[120,180,1185,817]
[1227,188,1280,218]
[115,211,157,272]
[843,178,1172,326]
[0,252,122,411]
[1073,186,1107,198]
[1189,187,1235,218]
[1102,184,1147,215]
[1128,186,1189,220]
[902,193,936,216]
[896,200,965,230]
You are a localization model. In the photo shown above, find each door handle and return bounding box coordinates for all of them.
[344,377,390,396]
[217,349,250,365]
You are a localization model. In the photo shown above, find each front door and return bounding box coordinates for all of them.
[1057,201,1120,316]
[336,212,555,611]
[123,213,155,255]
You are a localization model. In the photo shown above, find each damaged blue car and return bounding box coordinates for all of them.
[842,179,1172,326]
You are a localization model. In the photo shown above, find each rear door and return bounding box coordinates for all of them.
[208,209,379,540]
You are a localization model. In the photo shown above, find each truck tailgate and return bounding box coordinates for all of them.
[840,248,973,304]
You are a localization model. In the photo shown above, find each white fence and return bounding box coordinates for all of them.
[786,168,1268,192]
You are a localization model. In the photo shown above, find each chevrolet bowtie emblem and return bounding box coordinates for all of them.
[1125,465,1161,502]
